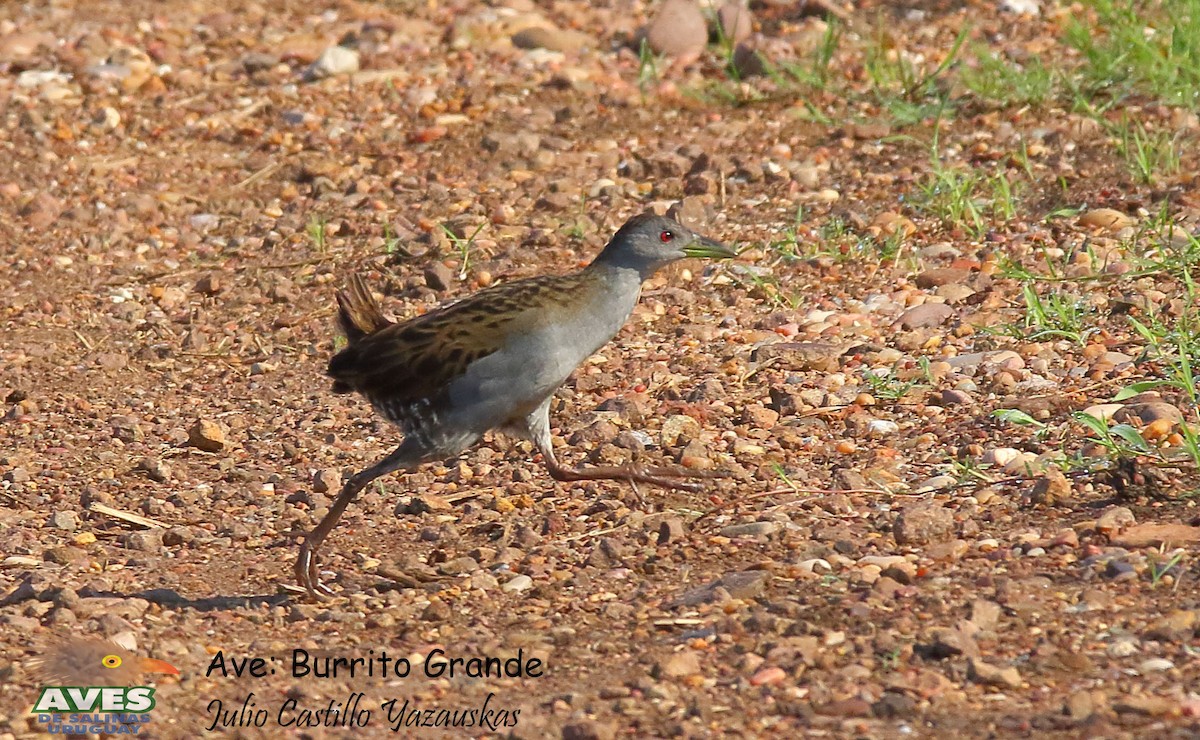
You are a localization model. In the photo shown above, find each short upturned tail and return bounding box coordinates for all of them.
[330,275,391,394]
[336,274,390,342]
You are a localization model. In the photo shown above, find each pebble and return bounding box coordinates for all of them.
[1139,658,1174,673]
[894,502,955,545]
[938,389,972,406]
[1096,506,1136,534]
[308,45,359,79]
[502,574,533,593]
[720,521,778,538]
[717,2,753,44]
[644,0,708,57]
[136,456,172,482]
[1078,208,1135,232]
[898,303,953,329]
[915,267,970,288]
[123,530,164,552]
[562,720,615,740]
[867,419,899,437]
[187,419,226,452]
[1114,401,1182,426]
[1029,468,1070,504]
[796,558,832,575]
[656,650,702,678]
[660,414,701,446]
[1064,691,1094,720]
[1112,694,1177,716]
[312,468,341,494]
[968,658,1022,688]
[50,511,79,531]
[1108,637,1139,657]
[1000,0,1040,13]
[658,517,686,544]
[511,26,591,53]
[749,666,786,686]
[1144,610,1197,642]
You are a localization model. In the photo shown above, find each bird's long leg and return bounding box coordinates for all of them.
[295,439,425,599]
[526,401,719,495]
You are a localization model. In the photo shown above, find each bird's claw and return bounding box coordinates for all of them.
[295,540,337,600]
[623,464,724,493]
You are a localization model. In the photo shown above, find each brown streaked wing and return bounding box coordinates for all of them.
[327,272,587,408]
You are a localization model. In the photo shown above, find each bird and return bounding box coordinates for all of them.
[29,636,180,686]
[296,212,736,598]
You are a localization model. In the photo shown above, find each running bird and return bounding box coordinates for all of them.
[297,212,736,598]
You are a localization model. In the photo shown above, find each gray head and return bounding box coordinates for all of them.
[593,213,735,277]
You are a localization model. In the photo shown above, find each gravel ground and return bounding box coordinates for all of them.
[3,0,1200,737]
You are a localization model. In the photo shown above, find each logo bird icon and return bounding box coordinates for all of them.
[29,636,180,686]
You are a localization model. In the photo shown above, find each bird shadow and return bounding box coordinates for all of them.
[81,586,291,612]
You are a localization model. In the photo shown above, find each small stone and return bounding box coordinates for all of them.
[938,389,972,406]
[561,719,615,740]
[50,511,79,531]
[898,303,954,329]
[1112,694,1178,717]
[123,530,164,552]
[512,26,591,53]
[643,0,708,57]
[1144,610,1197,642]
[90,106,121,131]
[424,262,454,291]
[752,342,842,372]
[188,419,226,452]
[1114,401,1182,426]
[731,43,767,77]
[657,517,686,544]
[1000,0,1040,14]
[136,456,171,483]
[867,419,899,437]
[970,599,1002,631]
[968,658,1022,688]
[894,502,955,545]
[924,627,979,659]
[44,547,86,565]
[1078,208,1135,232]
[749,666,787,686]
[1104,559,1136,580]
[1029,467,1070,504]
[502,574,533,593]
[656,650,702,678]
[720,521,778,538]
[194,273,222,295]
[1108,637,1139,657]
[422,600,452,621]
[1064,690,1093,720]
[915,267,970,288]
[717,570,769,599]
[1139,658,1174,673]
[1096,505,1136,534]
[313,468,342,494]
[307,45,359,79]
[660,414,701,446]
[717,2,753,43]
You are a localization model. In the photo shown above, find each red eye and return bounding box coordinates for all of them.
[660,230,674,242]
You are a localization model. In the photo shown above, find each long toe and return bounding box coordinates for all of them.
[296,544,333,600]
[643,465,726,480]
[629,471,705,492]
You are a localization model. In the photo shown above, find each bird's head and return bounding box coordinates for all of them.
[30,638,180,686]
[595,212,735,277]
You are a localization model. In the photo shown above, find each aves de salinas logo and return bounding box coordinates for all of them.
[27,636,180,735]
